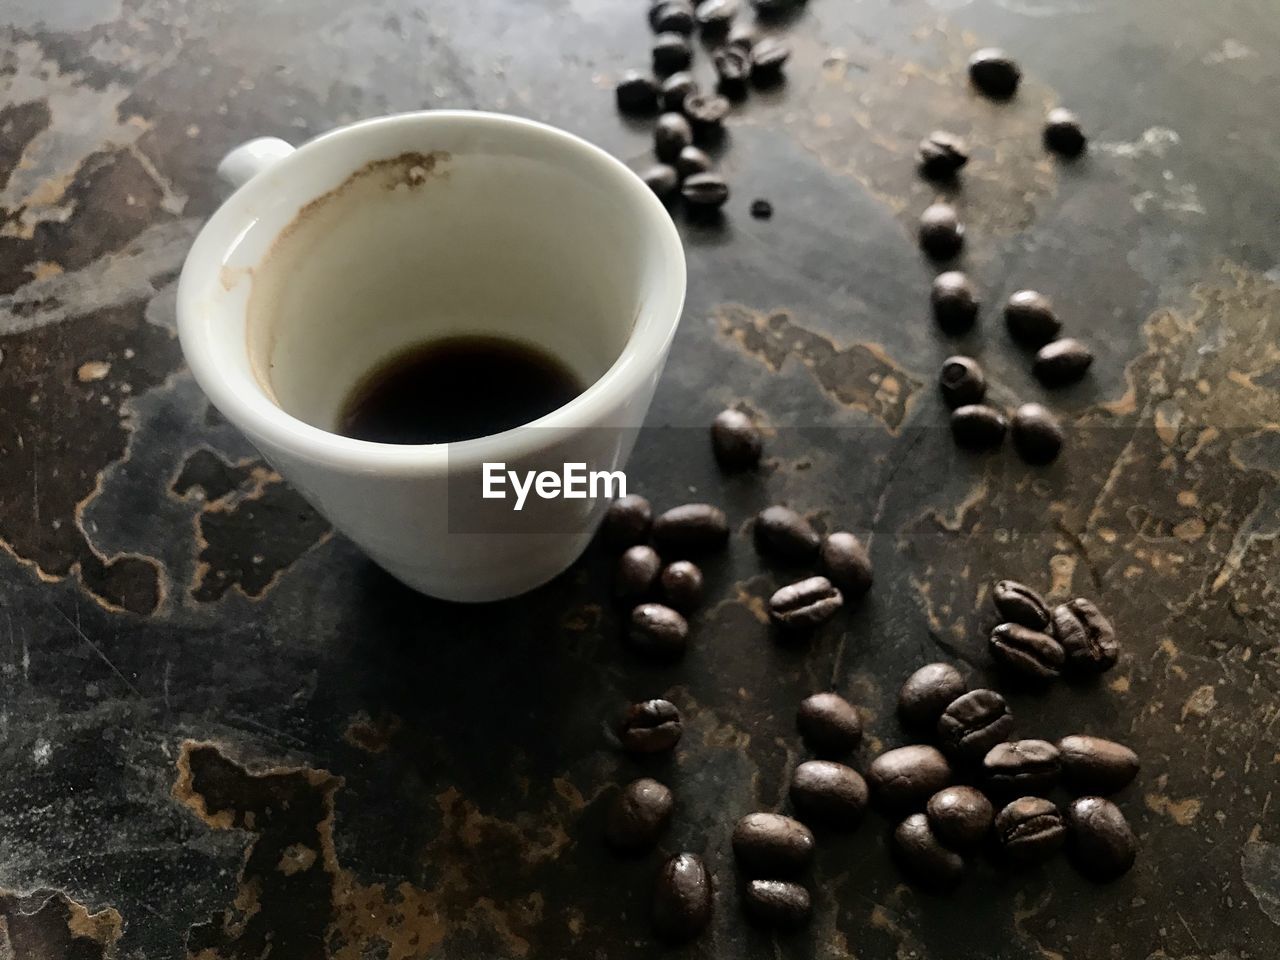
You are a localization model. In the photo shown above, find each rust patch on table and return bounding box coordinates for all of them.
[0,888,122,959]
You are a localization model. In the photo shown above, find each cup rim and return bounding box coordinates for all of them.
[177,110,686,475]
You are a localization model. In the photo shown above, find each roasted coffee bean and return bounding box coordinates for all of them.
[1066,797,1136,880]
[750,199,773,219]
[683,91,731,130]
[750,38,790,79]
[743,880,810,928]
[989,622,1066,683]
[603,494,653,548]
[751,0,793,18]
[653,32,693,75]
[695,0,737,33]
[606,778,675,852]
[925,785,993,851]
[937,689,1014,761]
[992,579,1051,629]
[651,0,696,34]
[660,71,698,112]
[641,163,680,201]
[726,23,757,50]
[983,740,1062,797]
[615,545,662,604]
[867,745,953,811]
[789,760,868,828]
[1003,290,1061,346]
[620,699,683,753]
[754,506,821,563]
[710,408,762,469]
[939,356,986,408]
[1034,338,1093,386]
[681,172,730,208]
[714,45,751,94]
[796,692,863,756]
[676,145,713,179]
[892,813,965,891]
[653,852,713,942]
[768,576,843,631]
[1044,108,1087,157]
[1011,403,1064,465]
[996,796,1066,864]
[931,271,980,334]
[616,71,660,114]
[655,112,694,163]
[950,404,1007,449]
[917,130,970,180]
[898,662,967,731]
[1057,735,1140,794]
[653,503,729,554]
[629,603,690,660]
[968,48,1021,98]
[918,202,964,259]
[820,532,873,599]
[1052,598,1118,673]
[659,561,704,612]
[732,812,816,876]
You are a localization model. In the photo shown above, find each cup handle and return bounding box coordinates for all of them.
[216,137,296,191]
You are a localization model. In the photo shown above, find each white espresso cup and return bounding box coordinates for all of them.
[177,111,686,602]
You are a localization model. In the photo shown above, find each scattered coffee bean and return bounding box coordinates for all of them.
[653,503,729,555]
[819,532,873,599]
[754,505,821,563]
[751,0,793,18]
[931,271,980,334]
[617,71,660,114]
[1057,735,1140,794]
[983,739,1062,798]
[1003,290,1061,346]
[659,561,704,612]
[892,813,965,891]
[989,622,1066,683]
[1066,797,1136,880]
[714,45,751,94]
[917,130,969,180]
[992,579,1051,629]
[606,778,675,852]
[641,163,680,200]
[616,545,662,604]
[655,112,694,162]
[629,603,690,660]
[939,356,986,408]
[653,852,713,942]
[732,812,816,876]
[918,202,965,259]
[995,796,1066,864]
[789,760,868,828]
[936,689,1014,761]
[683,91,731,131]
[710,408,762,469]
[796,692,863,756]
[661,71,698,112]
[603,494,653,548]
[1051,598,1118,673]
[681,172,730,208]
[1034,337,1093,386]
[898,662,967,731]
[925,785,993,851]
[950,404,1007,450]
[653,32,693,75]
[695,0,738,33]
[743,879,811,928]
[750,38,790,79]
[867,745,953,811]
[750,198,773,219]
[651,0,696,34]
[968,48,1021,98]
[726,23,757,50]
[1011,403,1064,465]
[620,699,684,753]
[1044,107,1087,157]
[676,144,713,179]
[768,576,843,631]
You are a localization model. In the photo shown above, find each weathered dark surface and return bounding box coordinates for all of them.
[1,1,1278,957]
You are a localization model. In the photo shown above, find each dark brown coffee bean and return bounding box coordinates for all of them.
[939,356,986,408]
[676,145,713,179]
[751,0,793,18]
[768,576,843,631]
[714,45,751,94]
[918,202,964,259]
[796,692,863,756]
[950,404,1007,449]
[897,662,967,731]
[1052,598,1118,673]
[681,172,730,208]
[641,164,680,201]
[1034,338,1093,386]
[743,879,810,928]
[603,494,652,548]
[925,785,993,851]
[659,561,704,612]
[732,812,815,876]
[653,33,693,75]
[683,91,731,130]
[606,778,675,852]
[983,739,1062,798]
[1004,290,1061,346]
[996,796,1066,864]
[695,0,737,33]
[931,271,980,334]
[726,23,757,50]
[1057,735,1140,794]
[968,48,1021,98]
[629,603,689,660]
[892,813,965,891]
[750,198,773,219]
[789,760,868,828]
[754,506,821,563]
[917,130,969,180]
[653,852,713,942]
[651,0,695,34]
[620,699,683,753]
[1066,797,1136,880]
[660,71,698,112]
[992,579,1051,629]
[653,503,729,555]
[749,38,790,79]
[867,745,953,811]
[616,71,660,114]
[989,622,1065,682]
[1011,403,1064,465]
[710,408,762,469]
[1044,108,1087,157]
[937,689,1014,761]
[819,532,873,599]
[655,112,694,163]
[615,545,662,604]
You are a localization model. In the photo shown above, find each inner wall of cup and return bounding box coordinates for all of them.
[246,149,646,434]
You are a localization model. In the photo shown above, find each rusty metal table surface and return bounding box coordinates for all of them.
[1,0,1278,957]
